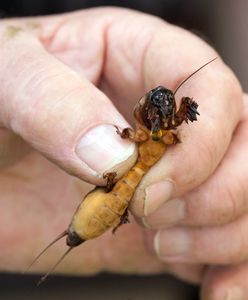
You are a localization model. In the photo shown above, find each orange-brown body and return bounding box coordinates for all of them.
[28,58,212,283]
[69,130,171,241]
[67,82,200,244]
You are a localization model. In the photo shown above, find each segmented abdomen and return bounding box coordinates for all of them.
[70,161,149,240]
[70,138,166,241]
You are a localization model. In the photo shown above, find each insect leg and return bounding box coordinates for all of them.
[163,131,181,145]
[112,208,130,234]
[173,97,200,127]
[103,172,117,191]
[114,125,148,142]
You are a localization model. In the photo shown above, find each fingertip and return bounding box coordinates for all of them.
[130,179,175,218]
[75,124,137,180]
[201,286,227,300]
[202,266,246,300]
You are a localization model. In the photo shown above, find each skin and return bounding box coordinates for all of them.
[0,7,246,299]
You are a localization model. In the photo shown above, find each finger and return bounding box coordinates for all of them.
[166,263,205,285]
[99,10,242,216]
[144,229,205,284]
[202,264,248,300]
[152,213,248,265]
[143,94,248,228]
[0,128,31,168]
[0,25,137,184]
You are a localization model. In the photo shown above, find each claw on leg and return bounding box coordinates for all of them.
[173,97,200,127]
[103,172,117,192]
[114,125,148,142]
[112,209,130,234]
[114,126,131,139]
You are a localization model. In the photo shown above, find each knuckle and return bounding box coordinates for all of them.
[228,221,247,263]
[184,173,244,227]
[216,179,245,225]
[223,184,240,222]
[15,72,81,135]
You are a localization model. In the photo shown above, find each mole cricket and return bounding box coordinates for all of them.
[26,57,217,285]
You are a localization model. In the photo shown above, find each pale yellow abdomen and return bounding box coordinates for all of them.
[70,187,129,240]
[70,138,166,241]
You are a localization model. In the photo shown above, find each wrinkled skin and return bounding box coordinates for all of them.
[0,7,247,300]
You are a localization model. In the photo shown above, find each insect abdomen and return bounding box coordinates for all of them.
[70,159,150,241]
[70,188,118,240]
[70,138,167,241]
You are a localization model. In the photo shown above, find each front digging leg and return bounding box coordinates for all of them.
[114,125,148,143]
[173,97,200,127]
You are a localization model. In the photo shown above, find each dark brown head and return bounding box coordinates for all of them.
[134,58,217,135]
[149,86,175,117]
[134,86,176,132]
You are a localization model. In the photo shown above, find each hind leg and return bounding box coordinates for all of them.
[103,172,117,192]
[112,209,129,234]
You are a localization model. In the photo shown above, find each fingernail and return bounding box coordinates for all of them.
[143,198,185,228]
[154,228,192,262]
[76,124,136,174]
[144,181,174,216]
[225,286,245,300]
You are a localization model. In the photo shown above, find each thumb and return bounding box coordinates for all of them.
[0,27,136,184]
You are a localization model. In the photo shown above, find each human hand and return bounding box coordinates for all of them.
[127,15,247,299]
[0,7,244,299]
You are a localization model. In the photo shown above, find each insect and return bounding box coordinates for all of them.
[26,57,217,285]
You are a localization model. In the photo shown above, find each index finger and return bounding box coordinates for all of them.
[100,9,243,216]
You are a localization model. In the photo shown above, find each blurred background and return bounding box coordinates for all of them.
[0,1,247,299]
[0,0,247,90]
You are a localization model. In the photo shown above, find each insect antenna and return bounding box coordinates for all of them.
[37,247,73,286]
[24,230,68,273]
[174,57,218,95]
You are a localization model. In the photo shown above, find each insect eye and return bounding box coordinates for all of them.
[152,92,165,106]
